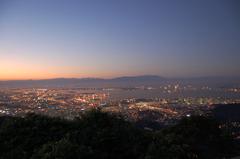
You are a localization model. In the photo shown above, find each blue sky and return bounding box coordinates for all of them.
[0,0,240,79]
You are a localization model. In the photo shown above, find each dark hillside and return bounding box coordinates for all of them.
[0,110,238,159]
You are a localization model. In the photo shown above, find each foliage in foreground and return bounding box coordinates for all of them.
[0,110,238,159]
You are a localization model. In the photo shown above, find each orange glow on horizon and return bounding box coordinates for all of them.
[0,72,147,80]
[0,53,158,80]
[0,63,141,80]
[0,58,119,80]
[0,68,148,81]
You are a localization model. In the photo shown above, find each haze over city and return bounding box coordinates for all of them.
[1,0,240,80]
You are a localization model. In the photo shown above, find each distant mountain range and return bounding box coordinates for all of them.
[0,75,239,88]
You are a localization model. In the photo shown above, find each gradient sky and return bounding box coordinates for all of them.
[0,0,240,80]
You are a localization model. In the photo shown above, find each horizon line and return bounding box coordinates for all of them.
[0,75,240,82]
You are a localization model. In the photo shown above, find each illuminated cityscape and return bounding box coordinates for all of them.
[0,0,240,158]
[0,83,239,125]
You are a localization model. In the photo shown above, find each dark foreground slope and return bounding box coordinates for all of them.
[213,104,240,122]
[212,104,240,140]
[0,110,239,159]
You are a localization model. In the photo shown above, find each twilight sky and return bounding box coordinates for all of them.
[0,0,240,80]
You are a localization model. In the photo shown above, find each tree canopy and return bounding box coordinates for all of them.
[0,110,238,159]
